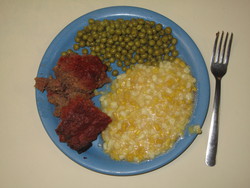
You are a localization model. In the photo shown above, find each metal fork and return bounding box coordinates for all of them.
[205,31,233,166]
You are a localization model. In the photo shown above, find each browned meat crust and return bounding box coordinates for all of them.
[34,77,49,92]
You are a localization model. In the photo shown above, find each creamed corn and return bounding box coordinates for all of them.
[100,58,196,162]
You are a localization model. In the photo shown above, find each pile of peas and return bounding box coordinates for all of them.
[62,18,178,76]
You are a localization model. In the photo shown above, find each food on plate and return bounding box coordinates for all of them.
[100,58,196,162]
[63,18,178,76]
[56,96,111,153]
[35,54,111,152]
[189,125,202,134]
[36,17,197,159]
[35,54,110,117]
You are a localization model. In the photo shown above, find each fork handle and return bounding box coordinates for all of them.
[205,78,221,166]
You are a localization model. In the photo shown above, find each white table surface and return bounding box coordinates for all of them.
[1,0,249,187]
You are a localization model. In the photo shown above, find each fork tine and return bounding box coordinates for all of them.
[217,31,224,63]
[221,32,229,64]
[224,33,233,64]
[211,32,220,63]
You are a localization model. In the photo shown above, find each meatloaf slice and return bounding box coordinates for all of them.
[53,54,110,92]
[56,96,112,153]
[35,54,110,117]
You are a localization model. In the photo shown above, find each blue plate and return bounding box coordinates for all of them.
[36,6,210,175]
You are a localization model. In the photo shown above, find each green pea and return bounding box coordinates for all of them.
[138,32,145,38]
[82,48,88,54]
[171,50,179,57]
[121,49,127,55]
[90,51,96,56]
[165,27,172,34]
[135,40,141,47]
[79,41,85,47]
[61,51,67,56]
[169,45,176,51]
[139,48,145,54]
[154,49,161,56]
[95,46,101,52]
[105,61,111,67]
[138,59,144,64]
[109,28,115,35]
[148,35,153,40]
[106,52,112,58]
[88,18,95,25]
[138,18,145,25]
[100,38,107,43]
[124,60,131,66]
[119,55,125,61]
[97,25,104,32]
[140,38,147,44]
[124,36,130,43]
[75,37,81,43]
[131,29,138,37]
[116,60,123,67]
[141,53,148,59]
[131,45,137,51]
[107,38,113,45]
[131,58,137,64]
[128,41,134,46]
[112,70,119,76]
[99,56,104,61]
[77,31,83,37]
[134,54,140,60]
[149,40,155,46]
[163,54,170,60]
[172,38,178,45]
[101,32,107,38]
[110,57,116,63]
[115,53,121,59]
[73,44,80,51]
[112,35,118,42]
[156,40,163,46]
[147,29,153,35]
[168,35,173,40]
[169,56,175,61]
[120,41,126,47]
[153,35,159,41]
[107,66,112,72]
[121,66,127,72]
[155,24,163,31]
[125,28,131,34]
[110,48,116,54]
[137,24,143,30]
[99,43,105,49]
[126,53,133,59]
[162,35,169,42]
[148,48,154,55]
[164,48,170,54]
[116,29,122,35]
[118,36,124,42]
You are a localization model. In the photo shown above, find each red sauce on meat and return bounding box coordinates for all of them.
[57,55,108,91]
[56,96,112,152]
[35,54,112,152]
